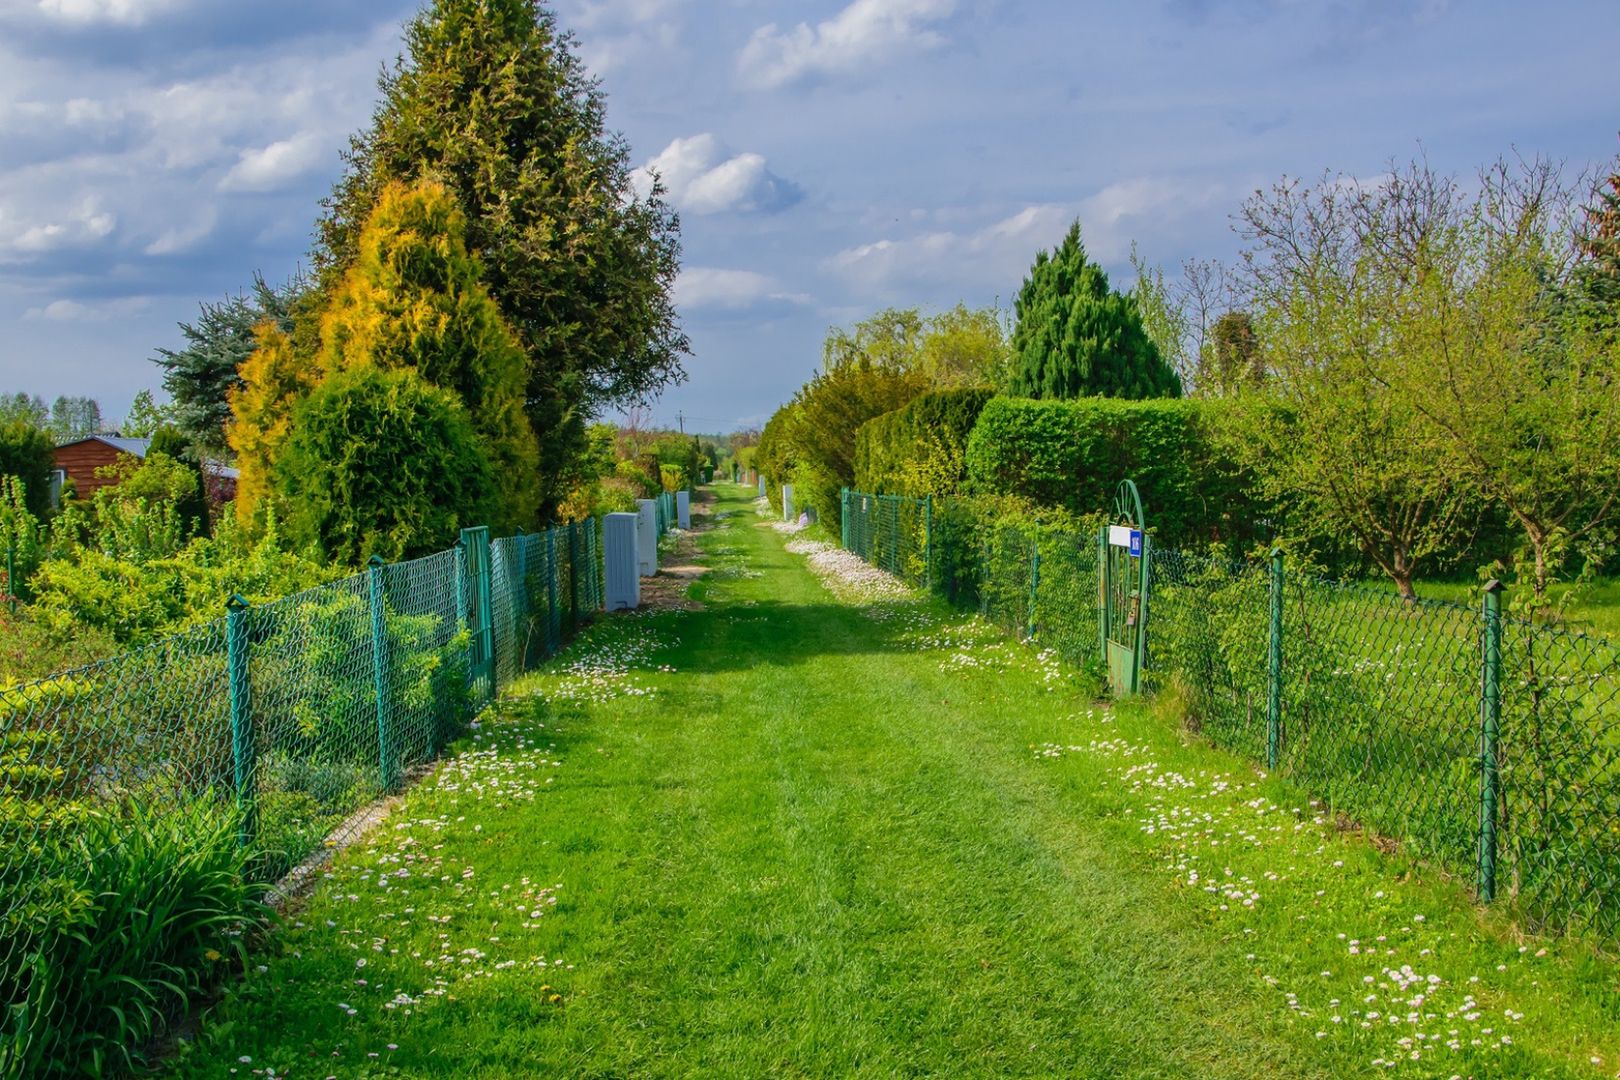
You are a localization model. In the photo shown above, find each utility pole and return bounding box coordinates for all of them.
[676,411,685,434]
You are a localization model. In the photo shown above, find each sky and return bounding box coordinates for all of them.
[0,0,1616,434]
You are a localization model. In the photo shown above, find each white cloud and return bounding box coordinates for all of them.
[0,196,116,255]
[144,204,217,255]
[738,0,954,90]
[33,0,179,25]
[828,203,1071,289]
[672,267,810,310]
[556,0,683,75]
[24,295,149,321]
[218,133,324,193]
[828,179,1226,291]
[632,133,801,215]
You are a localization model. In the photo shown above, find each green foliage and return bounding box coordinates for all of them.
[275,367,497,564]
[774,362,926,528]
[155,275,303,456]
[120,390,177,440]
[0,395,48,429]
[318,180,540,531]
[1010,222,1181,401]
[0,797,262,1078]
[317,0,686,513]
[0,421,54,518]
[0,478,43,601]
[26,506,340,649]
[964,396,1265,549]
[854,387,993,497]
[45,398,101,443]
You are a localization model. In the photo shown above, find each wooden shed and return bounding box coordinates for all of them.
[51,435,150,501]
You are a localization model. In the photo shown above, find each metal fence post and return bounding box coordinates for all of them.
[1478,579,1504,902]
[1098,525,1110,662]
[841,488,851,550]
[924,495,934,591]
[225,594,256,848]
[545,527,559,655]
[1027,537,1041,640]
[5,542,15,615]
[368,555,400,792]
[1268,548,1284,771]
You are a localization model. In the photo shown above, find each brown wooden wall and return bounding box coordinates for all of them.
[52,442,137,500]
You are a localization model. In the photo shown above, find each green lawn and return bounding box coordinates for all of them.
[165,486,1620,1078]
[1384,576,1620,640]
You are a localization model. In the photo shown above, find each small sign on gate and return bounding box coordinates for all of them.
[1108,525,1143,557]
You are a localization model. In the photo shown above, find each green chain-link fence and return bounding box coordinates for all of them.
[0,519,602,1076]
[840,489,1620,946]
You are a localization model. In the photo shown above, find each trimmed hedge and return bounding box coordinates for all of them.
[855,387,994,497]
[963,396,1266,549]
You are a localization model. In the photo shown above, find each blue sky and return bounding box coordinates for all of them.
[0,0,1615,434]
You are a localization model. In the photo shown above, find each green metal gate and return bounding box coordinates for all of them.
[1099,480,1151,696]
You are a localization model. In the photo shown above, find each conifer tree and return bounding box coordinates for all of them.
[227,322,316,525]
[317,0,686,512]
[1009,222,1181,400]
[319,180,540,529]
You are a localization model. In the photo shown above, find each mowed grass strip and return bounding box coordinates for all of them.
[165,488,1620,1079]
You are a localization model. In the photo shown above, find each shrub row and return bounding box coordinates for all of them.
[854,388,994,497]
[962,396,1270,550]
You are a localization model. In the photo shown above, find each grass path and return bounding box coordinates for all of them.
[167,487,1620,1079]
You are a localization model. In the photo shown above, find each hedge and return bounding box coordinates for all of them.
[962,396,1267,549]
[855,387,994,497]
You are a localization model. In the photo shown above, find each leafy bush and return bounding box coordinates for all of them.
[275,367,497,563]
[964,396,1268,550]
[25,512,339,648]
[0,797,262,1078]
[854,387,993,497]
[0,421,54,519]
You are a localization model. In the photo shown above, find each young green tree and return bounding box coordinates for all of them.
[154,274,303,455]
[121,390,176,439]
[916,304,1013,389]
[1235,168,1474,598]
[0,394,47,429]
[1011,222,1181,401]
[48,397,102,441]
[274,367,496,564]
[0,419,55,517]
[319,180,540,530]
[317,0,686,514]
[1373,158,1620,605]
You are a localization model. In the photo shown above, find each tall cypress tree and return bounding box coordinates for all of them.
[319,180,540,531]
[316,0,687,514]
[1009,222,1181,400]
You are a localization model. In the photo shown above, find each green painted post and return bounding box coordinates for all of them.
[5,543,15,615]
[545,528,559,655]
[1478,579,1504,902]
[568,523,582,631]
[841,488,851,550]
[1098,525,1110,662]
[924,495,934,592]
[1268,548,1284,770]
[478,536,495,690]
[1133,535,1152,695]
[225,594,256,848]
[367,556,400,791]
[1027,538,1041,640]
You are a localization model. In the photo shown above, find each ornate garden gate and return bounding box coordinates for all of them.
[1099,480,1151,696]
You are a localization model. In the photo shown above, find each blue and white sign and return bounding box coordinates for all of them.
[1108,525,1145,557]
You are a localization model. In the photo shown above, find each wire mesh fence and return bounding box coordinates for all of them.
[840,490,1620,946]
[0,520,602,1076]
